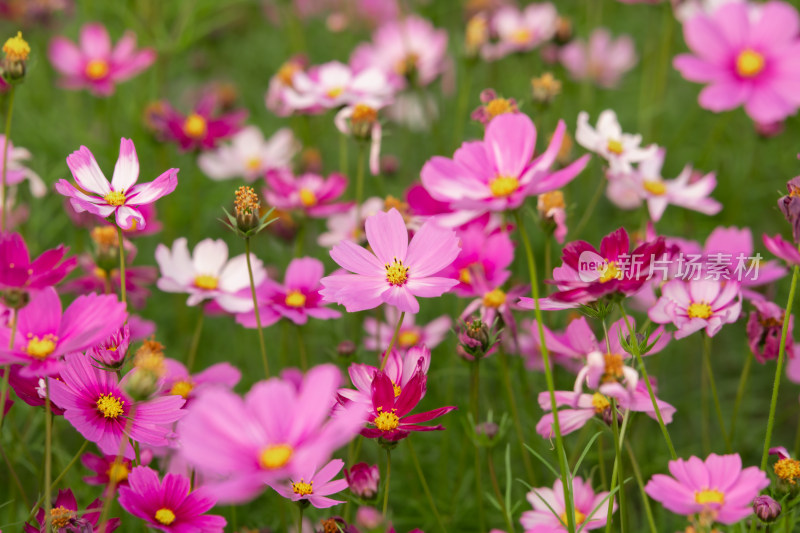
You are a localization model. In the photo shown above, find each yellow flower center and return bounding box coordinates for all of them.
[155,508,176,525]
[170,380,194,399]
[539,190,565,211]
[352,104,378,125]
[91,225,118,246]
[486,98,513,119]
[326,87,344,99]
[736,49,765,78]
[598,261,619,283]
[246,157,262,171]
[392,382,402,397]
[194,274,219,290]
[259,443,293,470]
[591,392,610,413]
[511,28,531,44]
[285,290,307,308]
[183,113,207,139]
[85,59,109,80]
[394,53,419,76]
[687,302,713,319]
[560,509,586,526]
[398,330,420,348]
[3,31,29,61]
[459,268,472,285]
[104,191,126,206]
[483,288,507,308]
[466,15,488,49]
[277,61,301,86]
[603,353,625,381]
[94,267,109,280]
[695,489,725,505]
[25,334,57,359]
[374,410,400,431]
[292,479,314,496]
[607,139,624,155]
[299,188,317,207]
[489,176,519,198]
[643,180,667,196]
[385,259,409,286]
[775,458,800,484]
[96,394,125,419]
[106,461,130,483]
[50,506,75,528]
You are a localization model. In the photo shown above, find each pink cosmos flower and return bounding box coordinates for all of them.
[318,196,385,247]
[649,278,742,338]
[0,135,46,197]
[62,253,156,309]
[155,237,266,312]
[151,93,247,151]
[48,22,155,96]
[747,299,793,363]
[320,208,460,313]
[345,462,380,499]
[421,114,588,221]
[360,369,456,441]
[264,169,352,218]
[81,452,135,489]
[267,458,348,509]
[350,15,449,89]
[282,61,393,113]
[197,126,299,182]
[560,28,637,88]
[266,55,309,116]
[461,279,528,349]
[49,353,185,458]
[481,3,558,61]
[24,489,119,533]
[674,1,800,123]
[0,232,76,291]
[87,325,130,368]
[55,138,179,230]
[178,364,365,504]
[364,309,450,352]
[160,358,241,401]
[645,453,769,524]
[236,256,341,328]
[521,477,615,532]
[0,287,126,376]
[763,233,800,266]
[576,110,658,172]
[438,221,514,297]
[118,466,226,532]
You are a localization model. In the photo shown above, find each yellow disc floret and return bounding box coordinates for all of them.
[489,176,519,198]
[385,258,409,286]
[299,188,317,207]
[50,506,75,528]
[598,261,619,283]
[560,509,586,526]
[374,410,400,431]
[398,330,420,348]
[603,353,625,381]
[606,139,624,155]
[643,180,667,196]
[292,479,314,496]
[194,274,219,290]
[3,31,29,61]
[591,393,610,413]
[107,461,130,483]
[259,443,293,470]
[170,380,194,399]
[285,290,307,308]
[736,49,765,78]
[183,113,207,139]
[96,394,125,419]
[85,59,110,80]
[775,458,800,484]
[26,334,57,359]
[104,191,126,206]
[485,98,514,120]
[155,508,176,525]
[695,489,725,505]
[687,302,713,319]
[483,288,507,308]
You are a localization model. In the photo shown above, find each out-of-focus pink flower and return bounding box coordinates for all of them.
[318,196,384,247]
[0,135,45,197]
[264,168,352,218]
[155,237,265,312]
[481,3,558,61]
[335,100,387,175]
[55,138,178,230]
[560,28,637,88]
[421,113,589,221]
[81,453,135,490]
[151,93,247,151]
[320,208,460,313]
[764,233,800,266]
[471,88,520,126]
[118,466,226,532]
[48,22,155,96]
[351,15,449,89]
[645,453,769,524]
[521,477,615,532]
[267,458,348,509]
[576,110,658,172]
[198,126,299,182]
[364,309,450,352]
[747,299,793,363]
[62,253,156,309]
[438,220,514,297]
[24,488,119,533]
[345,462,379,499]
[160,358,241,401]
[674,1,800,123]
[266,55,308,116]
[87,326,130,368]
[649,278,742,338]
[538,190,568,243]
[282,61,393,113]
[778,176,800,243]
[0,232,76,293]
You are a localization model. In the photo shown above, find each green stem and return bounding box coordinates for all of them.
[625,441,657,533]
[470,359,480,420]
[186,307,204,372]
[382,449,391,517]
[44,385,53,531]
[27,441,90,523]
[0,308,17,431]
[514,210,575,533]
[379,310,405,371]
[298,504,303,533]
[702,335,731,452]
[244,237,269,378]
[487,449,515,533]
[117,226,127,307]
[1,86,15,232]
[499,347,536,483]
[605,399,625,533]
[355,143,366,220]
[618,302,677,459]
[729,352,753,442]
[295,324,308,372]
[0,441,29,510]
[407,439,447,533]
[339,133,349,175]
[473,436,485,530]
[451,60,473,150]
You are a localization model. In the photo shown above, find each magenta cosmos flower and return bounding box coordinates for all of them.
[48,23,155,96]
[160,358,241,401]
[178,364,365,504]
[0,232,76,292]
[0,287,126,376]
[438,220,514,297]
[81,452,135,489]
[151,93,247,151]
[267,458,348,509]
[521,477,615,532]
[62,252,157,309]
[49,353,185,458]
[264,169,352,218]
[55,138,178,230]
[560,28,637,88]
[763,233,800,266]
[421,113,589,221]
[674,1,800,123]
[236,256,340,328]
[747,299,793,363]
[645,454,769,525]
[364,309,450,352]
[649,278,742,339]
[25,488,119,533]
[320,208,460,313]
[118,466,226,532]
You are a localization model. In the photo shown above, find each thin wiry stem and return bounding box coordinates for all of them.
[244,237,269,378]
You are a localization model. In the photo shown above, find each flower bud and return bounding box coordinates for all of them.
[2,31,29,82]
[234,186,261,233]
[457,317,495,360]
[1,287,29,309]
[475,421,499,440]
[349,104,378,141]
[753,495,781,523]
[336,340,356,358]
[779,176,800,243]
[88,325,130,368]
[464,14,488,58]
[344,462,380,499]
[531,73,562,105]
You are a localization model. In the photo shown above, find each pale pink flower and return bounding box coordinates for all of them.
[560,28,637,88]
[521,477,616,532]
[317,197,384,247]
[576,110,658,172]
[649,278,742,338]
[364,308,450,352]
[282,61,393,113]
[267,459,348,509]
[482,3,558,61]
[264,169,352,218]
[197,126,299,182]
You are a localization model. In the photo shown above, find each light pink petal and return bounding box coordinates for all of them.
[110,138,139,192]
[485,113,535,178]
[48,37,83,75]
[365,208,408,264]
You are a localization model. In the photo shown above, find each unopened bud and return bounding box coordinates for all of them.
[234,186,261,233]
[753,495,781,523]
[337,340,356,358]
[2,31,29,82]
